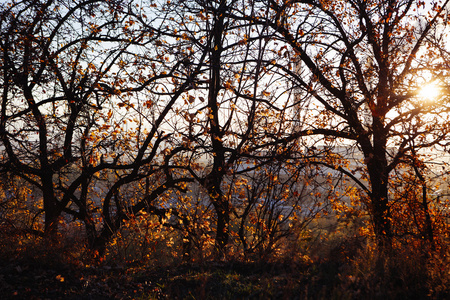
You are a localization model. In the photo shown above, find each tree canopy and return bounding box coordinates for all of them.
[1,0,450,261]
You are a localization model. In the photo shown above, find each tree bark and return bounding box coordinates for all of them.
[366,115,393,253]
[42,171,59,238]
[206,0,230,257]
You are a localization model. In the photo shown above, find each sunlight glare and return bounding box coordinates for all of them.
[418,83,440,102]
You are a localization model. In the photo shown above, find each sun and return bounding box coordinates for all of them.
[418,82,440,101]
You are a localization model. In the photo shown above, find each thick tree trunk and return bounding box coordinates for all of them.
[213,194,230,256]
[42,173,59,238]
[84,217,97,249]
[371,188,392,253]
[367,117,393,254]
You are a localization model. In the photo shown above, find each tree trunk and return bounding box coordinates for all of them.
[213,194,230,256]
[367,117,393,253]
[42,173,59,238]
[206,0,230,257]
[91,219,120,258]
[371,189,392,253]
[412,158,435,251]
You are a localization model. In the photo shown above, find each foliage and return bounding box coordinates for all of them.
[1,0,450,298]
[250,0,450,253]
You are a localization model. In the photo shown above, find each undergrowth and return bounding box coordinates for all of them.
[1,215,450,299]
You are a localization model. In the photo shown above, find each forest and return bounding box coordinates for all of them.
[1,0,450,298]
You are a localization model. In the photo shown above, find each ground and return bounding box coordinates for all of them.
[1,259,313,299]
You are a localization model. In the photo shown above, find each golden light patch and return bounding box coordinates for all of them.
[418,83,440,101]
